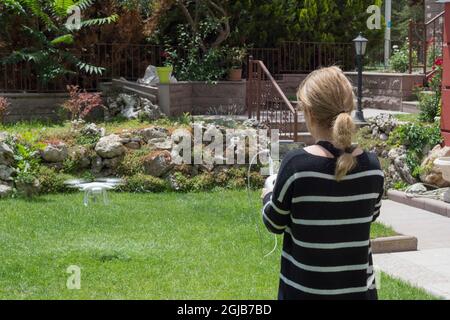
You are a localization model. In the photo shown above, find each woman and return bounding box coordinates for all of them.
[262,66,384,300]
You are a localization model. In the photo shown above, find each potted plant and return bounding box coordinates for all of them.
[227,47,247,81]
[157,51,175,84]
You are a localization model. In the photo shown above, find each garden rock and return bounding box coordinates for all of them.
[41,143,68,163]
[103,156,123,170]
[140,127,168,143]
[0,165,15,181]
[143,151,174,177]
[139,98,164,121]
[80,123,105,138]
[408,183,427,194]
[0,183,12,198]
[68,146,91,169]
[388,146,417,185]
[148,138,172,150]
[0,142,14,165]
[368,114,398,139]
[420,145,450,188]
[91,156,103,174]
[95,134,126,159]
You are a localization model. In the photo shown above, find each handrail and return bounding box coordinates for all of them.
[426,11,444,26]
[253,59,297,115]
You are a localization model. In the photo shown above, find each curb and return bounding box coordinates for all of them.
[387,189,450,218]
[372,235,418,254]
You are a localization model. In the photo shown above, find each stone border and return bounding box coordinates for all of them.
[388,189,450,218]
[372,235,418,254]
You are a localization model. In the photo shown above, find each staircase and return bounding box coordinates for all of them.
[246,58,313,145]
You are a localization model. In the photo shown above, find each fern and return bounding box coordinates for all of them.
[19,0,56,29]
[50,34,74,45]
[81,14,119,27]
[74,0,94,11]
[53,0,75,17]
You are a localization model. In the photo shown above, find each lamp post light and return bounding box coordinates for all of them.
[353,33,368,123]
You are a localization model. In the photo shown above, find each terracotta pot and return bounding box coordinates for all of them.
[228,68,243,81]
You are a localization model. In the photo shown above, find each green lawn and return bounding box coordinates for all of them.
[0,191,435,300]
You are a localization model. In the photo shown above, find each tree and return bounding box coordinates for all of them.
[0,0,119,83]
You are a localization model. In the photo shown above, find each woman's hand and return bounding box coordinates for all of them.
[261,188,272,199]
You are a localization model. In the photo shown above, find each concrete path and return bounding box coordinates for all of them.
[374,200,450,299]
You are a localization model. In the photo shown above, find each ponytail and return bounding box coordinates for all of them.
[332,112,356,181]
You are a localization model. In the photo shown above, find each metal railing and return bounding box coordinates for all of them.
[247,57,299,141]
[0,43,163,93]
[409,11,444,75]
[1,41,358,93]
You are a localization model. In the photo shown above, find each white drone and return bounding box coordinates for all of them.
[65,178,124,207]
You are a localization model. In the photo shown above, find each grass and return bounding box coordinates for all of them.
[394,113,420,123]
[0,190,435,300]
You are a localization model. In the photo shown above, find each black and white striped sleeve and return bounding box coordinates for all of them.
[372,188,384,222]
[262,154,296,234]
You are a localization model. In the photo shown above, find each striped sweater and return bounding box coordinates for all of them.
[262,148,384,300]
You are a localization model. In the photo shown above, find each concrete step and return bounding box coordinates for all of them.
[401,101,420,114]
[296,132,315,145]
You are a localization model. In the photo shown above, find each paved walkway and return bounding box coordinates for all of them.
[374,200,450,299]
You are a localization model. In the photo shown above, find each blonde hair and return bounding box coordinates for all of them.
[297,66,357,181]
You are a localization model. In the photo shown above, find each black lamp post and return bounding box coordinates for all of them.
[353,33,368,123]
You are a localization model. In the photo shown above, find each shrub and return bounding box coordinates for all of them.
[62,85,104,121]
[390,43,417,73]
[120,174,169,193]
[418,92,441,123]
[388,121,442,175]
[36,166,73,194]
[117,148,151,176]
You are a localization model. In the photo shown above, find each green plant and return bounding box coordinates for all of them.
[163,23,228,82]
[390,42,417,73]
[36,166,73,194]
[418,92,441,123]
[388,121,443,175]
[117,148,149,176]
[226,47,247,69]
[120,173,169,193]
[1,0,118,83]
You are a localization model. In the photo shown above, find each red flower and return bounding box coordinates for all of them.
[435,57,443,66]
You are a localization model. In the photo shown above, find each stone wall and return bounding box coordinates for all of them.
[1,93,68,123]
[278,72,425,111]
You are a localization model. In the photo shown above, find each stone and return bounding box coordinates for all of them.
[139,98,164,121]
[80,123,106,138]
[125,140,141,150]
[41,143,68,163]
[369,113,398,138]
[388,146,417,185]
[91,156,103,174]
[0,183,13,198]
[140,127,169,143]
[379,133,388,141]
[68,146,91,169]
[0,165,15,181]
[95,134,126,159]
[143,150,174,177]
[420,145,450,188]
[103,156,123,170]
[408,183,427,194]
[148,138,172,150]
[0,142,14,166]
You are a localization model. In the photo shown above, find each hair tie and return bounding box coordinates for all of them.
[344,146,357,154]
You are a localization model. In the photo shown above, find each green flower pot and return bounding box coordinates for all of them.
[157,66,173,84]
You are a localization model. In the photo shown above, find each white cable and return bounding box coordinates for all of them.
[247,150,278,259]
